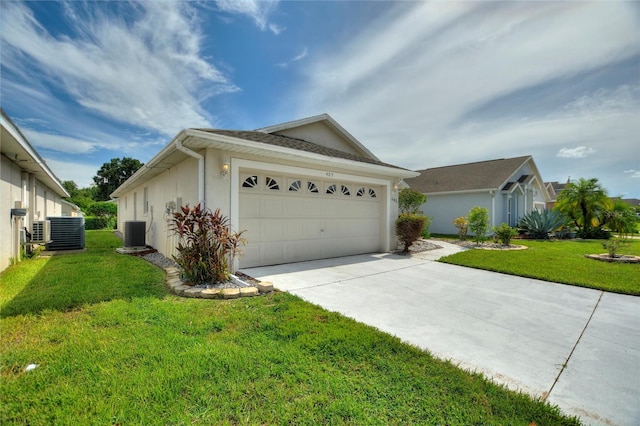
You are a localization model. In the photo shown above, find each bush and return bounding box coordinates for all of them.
[85,216,116,230]
[453,217,468,241]
[493,223,517,246]
[169,204,245,285]
[398,188,426,214]
[421,216,433,239]
[519,209,570,239]
[86,201,117,217]
[467,206,489,245]
[396,214,426,252]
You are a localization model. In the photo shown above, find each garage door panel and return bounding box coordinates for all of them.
[239,174,384,268]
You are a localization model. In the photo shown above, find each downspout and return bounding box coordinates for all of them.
[175,137,205,208]
[490,190,496,229]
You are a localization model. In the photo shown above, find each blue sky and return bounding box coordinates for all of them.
[1,1,639,198]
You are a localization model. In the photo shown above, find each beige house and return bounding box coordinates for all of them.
[111,114,417,268]
[1,109,69,271]
[406,156,550,235]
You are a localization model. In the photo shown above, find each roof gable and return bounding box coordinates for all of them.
[256,114,379,160]
[406,156,532,194]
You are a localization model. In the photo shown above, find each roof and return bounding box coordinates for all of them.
[406,156,533,194]
[196,129,403,170]
[1,109,69,198]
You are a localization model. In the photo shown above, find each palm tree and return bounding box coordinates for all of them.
[555,178,611,237]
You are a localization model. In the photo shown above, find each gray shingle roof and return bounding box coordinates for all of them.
[405,156,532,193]
[194,129,408,170]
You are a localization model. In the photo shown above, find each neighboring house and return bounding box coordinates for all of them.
[544,180,570,209]
[111,114,418,268]
[1,109,69,271]
[61,199,83,217]
[405,155,550,235]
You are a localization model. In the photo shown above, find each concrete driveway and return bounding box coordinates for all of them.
[241,241,640,426]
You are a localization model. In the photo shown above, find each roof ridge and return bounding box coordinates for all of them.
[415,155,531,172]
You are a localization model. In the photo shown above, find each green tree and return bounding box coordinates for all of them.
[467,206,489,245]
[605,199,639,237]
[93,157,143,201]
[398,188,426,214]
[62,180,79,197]
[555,178,611,238]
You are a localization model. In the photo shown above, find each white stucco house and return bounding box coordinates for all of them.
[405,156,550,235]
[111,114,418,268]
[1,109,70,271]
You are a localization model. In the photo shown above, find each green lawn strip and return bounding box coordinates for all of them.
[0,230,579,425]
[439,239,640,295]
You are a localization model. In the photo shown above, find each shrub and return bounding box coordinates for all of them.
[602,238,629,258]
[519,209,570,239]
[169,204,246,285]
[467,206,489,245]
[86,201,117,217]
[492,223,517,246]
[398,188,426,214]
[420,216,433,239]
[85,216,116,230]
[396,214,426,252]
[453,217,468,241]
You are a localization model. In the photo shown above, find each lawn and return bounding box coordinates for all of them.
[0,231,579,425]
[439,238,640,295]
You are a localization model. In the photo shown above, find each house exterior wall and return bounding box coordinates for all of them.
[420,192,495,236]
[0,155,63,272]
[115,146,401,267]
[272,122,362,156]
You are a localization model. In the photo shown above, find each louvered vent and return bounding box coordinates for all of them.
[124,221,146,248]
[31,220,51,243]
[46,217,85,250]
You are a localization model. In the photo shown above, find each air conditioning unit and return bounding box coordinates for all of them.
[31,220,51,243]
[46,217,85,250]
[124,221,146,248]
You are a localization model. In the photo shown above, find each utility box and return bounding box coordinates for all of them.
[46,217,85,250]
[11,208,27,217]
[124,221,146,248]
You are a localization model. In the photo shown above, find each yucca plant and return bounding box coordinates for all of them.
[519,209,570,239]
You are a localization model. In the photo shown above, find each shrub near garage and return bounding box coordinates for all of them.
[493,223,517,246]
[396,214,427,252]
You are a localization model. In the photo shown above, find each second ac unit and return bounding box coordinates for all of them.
[32,220,51,243]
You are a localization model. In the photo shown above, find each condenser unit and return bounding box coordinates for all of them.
[124,221,146,248]
[31,220,51,243]
[46,217,85,250]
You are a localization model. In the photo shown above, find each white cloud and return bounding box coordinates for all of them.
[624,170,640,179]
[1,1,237,136]
[289,1,639,196]
[276,47,309,68]
[556,146,596,159]
[215,0,281,34]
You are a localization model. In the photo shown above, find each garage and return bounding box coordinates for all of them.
[239,171,383,267]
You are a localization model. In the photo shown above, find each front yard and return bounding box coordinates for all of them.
[438,238,640,295]
[0,231,579,425]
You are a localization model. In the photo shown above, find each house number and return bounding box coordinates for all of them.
[325,171,334,178]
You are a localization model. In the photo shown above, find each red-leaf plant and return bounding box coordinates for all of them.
[169,204,246,285]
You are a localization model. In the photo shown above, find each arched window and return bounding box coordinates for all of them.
[289,180,302,192]
[326,184,337,195]
[307,181,319,193]
[266,177,280,190]
[356,187,366,197]
[369,188,377,198]
[242,175,258,188]
[341,185,350,196]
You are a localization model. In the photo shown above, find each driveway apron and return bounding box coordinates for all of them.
[241,241,640,426]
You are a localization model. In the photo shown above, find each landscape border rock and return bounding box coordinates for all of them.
[163,266,273,299]
[584,254,640,264]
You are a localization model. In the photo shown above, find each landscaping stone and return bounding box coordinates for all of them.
[201,288,222,299]
[222,288,240,299]
[240,287,259,297]
[258,281,274,293]
[174,285,192,296]
[183,287,203,298]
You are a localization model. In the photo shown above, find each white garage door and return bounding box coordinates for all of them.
[239,171,383,267]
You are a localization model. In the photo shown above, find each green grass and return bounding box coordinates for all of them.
[0,231,578,425]
[439,238,640,295]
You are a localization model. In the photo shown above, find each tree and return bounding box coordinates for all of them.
[604,199,639,237]
[398,188,426,214]
[62,180,79,197]
[93,157,144,201]
[467,206,489,245]
[555,178,611,238]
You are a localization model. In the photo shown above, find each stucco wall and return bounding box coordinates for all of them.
[421,192,494,236]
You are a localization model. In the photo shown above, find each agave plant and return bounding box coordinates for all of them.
[519,209,570,239]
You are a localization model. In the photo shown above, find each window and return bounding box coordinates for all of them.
[289,180,302,192]
[242,175,258,188]
[341,185,350,196]
[143,187,149,213]
[326,184,337,195]
[356,187,366,197]
[307,181,319,193]
[266,177,279,190]
[369,188,377,198]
